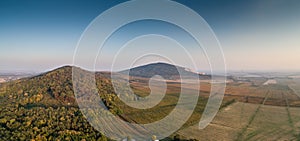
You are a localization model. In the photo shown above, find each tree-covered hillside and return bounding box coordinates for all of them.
[0,66,115,140]
[0,66,199,141]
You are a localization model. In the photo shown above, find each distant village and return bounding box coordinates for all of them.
[0,73,35,83]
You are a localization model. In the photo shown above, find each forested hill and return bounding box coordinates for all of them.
[0,65,200,141]
[0,66,114,108]
[120,62,210,80]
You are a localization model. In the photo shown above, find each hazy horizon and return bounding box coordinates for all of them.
[1,0,300,72]
[2,62,300,75]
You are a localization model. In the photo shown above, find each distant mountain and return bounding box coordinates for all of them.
[120,62,209,80]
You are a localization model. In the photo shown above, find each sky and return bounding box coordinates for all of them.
[0,0,300,72]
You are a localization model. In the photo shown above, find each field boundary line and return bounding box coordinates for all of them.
[235,90,270,141]
[283,92,295,136]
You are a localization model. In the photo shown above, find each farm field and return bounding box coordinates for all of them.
[287,78,300,99]
[178,102,259,140]
[178,102,300,141]
[177,77,300,140]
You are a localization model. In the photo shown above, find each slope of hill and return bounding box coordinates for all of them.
[0,66,119,140]
[0,66,116,108]
[0,66,73,107]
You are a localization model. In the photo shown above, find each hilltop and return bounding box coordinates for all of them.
[120,62,209,80]
[0,66,115,108]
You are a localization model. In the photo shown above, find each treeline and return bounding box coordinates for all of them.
[0,105,110,141]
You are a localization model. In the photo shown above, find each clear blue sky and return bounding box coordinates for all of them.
[0,0,300,72]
